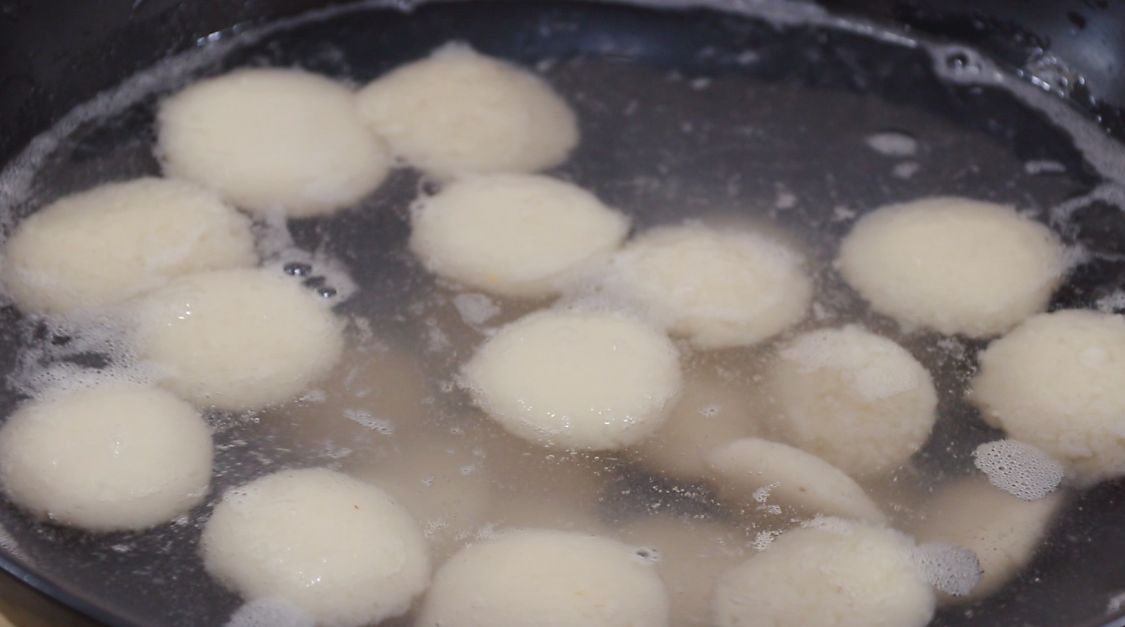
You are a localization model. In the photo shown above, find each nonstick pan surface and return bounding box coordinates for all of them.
[3,2,1125,626]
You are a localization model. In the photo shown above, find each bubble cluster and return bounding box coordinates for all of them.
[226,599,315,627]
[973,439,1064,501]
[911,542,982,598]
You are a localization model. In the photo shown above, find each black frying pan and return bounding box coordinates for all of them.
[2,2,1125,626]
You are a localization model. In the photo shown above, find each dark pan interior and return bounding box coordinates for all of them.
[3,2,1125,626]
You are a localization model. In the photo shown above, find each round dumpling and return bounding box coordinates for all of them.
[2,177,255,315]
[409,174,628,298]
[617,515,748,627]
[911,477,1064,603]
[712,522,935,627]
[159,68,391,217]
[837,197,1066,337]
[971,309,1125,485]
[417,528,670,627]
[765,325,938,477]
[201,468,430,627]
[133,268,344,411]
[708,438,885,524]
[356,44,578,179]
[462,309,682,450]
[631,372,760,479]
[0,382,212,531]
[606,223,812,349]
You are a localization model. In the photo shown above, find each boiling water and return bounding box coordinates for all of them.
[2,2,1125,626]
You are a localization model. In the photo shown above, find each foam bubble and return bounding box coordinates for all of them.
[453,292,500,326]
[799,515,855,535]
[973,439,1064,501]
[911,542,982,598]
[226,598,315,627]
[1025,160,1066,175]
[752,530,782,551]
[864,131,918,157]
[0,523,27,564]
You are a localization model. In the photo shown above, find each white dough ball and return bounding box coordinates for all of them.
[202,468,430,627]
[356,44,578,179]
[617,516,748,627]
[632,372,759,479]
[2,177,256,315]
[417,528,670,627]
[712,522,935,627]
[971,309,1125,485]
[410,174,628,298]
[765,325,938,477]
[837,197,1066,337]
[159,68,391,217]
[607,223,812,349]
[133,268,344,411]
[462,309,682,450]
[911,477,1064,603]
[0,382,212,531]
[708,438,886,524]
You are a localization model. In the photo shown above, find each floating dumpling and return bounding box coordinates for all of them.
[159,68,391,217]
[2,177,255,315]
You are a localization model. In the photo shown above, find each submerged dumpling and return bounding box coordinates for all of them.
[356,44,578,179]
[837,197,1066,337]
[911,477,1064,603]
[632,372,760,479]
[765,325,938,477]
[712,522,934,627]
[133,268,344,411]
[2,177,255,315]
[159,68,391,217]
[617,515,748,626]
[348,432,493,561]
[708,438,886,524]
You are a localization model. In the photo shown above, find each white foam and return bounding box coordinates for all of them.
[799,515,855,535]
[1025,160,1066,175]
[0,523,27,564]
[911,542,982,597]
[452,292,500,326]
[1096,290,1125,313]
[973,439,1064,501]
[226,598,315,627]
[752,530,782,551]
[342,408,394,434]
[865,131,918,157]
